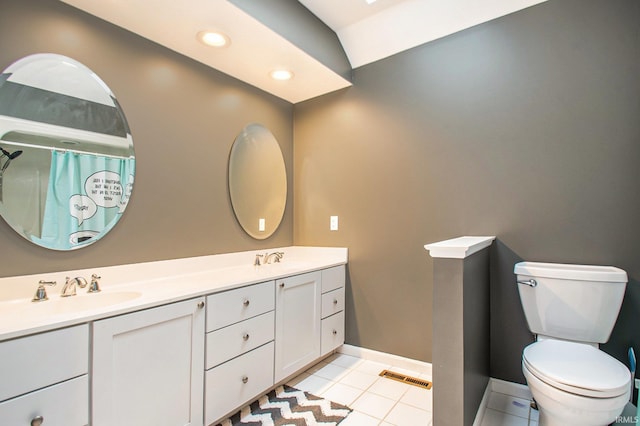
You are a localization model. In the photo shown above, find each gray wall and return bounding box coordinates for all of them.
[294,0,640,381]
[432,249,490,426]
[0,0,294,277]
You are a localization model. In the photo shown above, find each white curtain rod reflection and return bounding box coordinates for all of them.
[0,140,134,160]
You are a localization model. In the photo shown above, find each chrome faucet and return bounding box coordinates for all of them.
[61,276,88,297]
[263,251,284,264]
[254,251,284,266]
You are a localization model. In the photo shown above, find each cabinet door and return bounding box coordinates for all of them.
[92,298,205,426]
[274,271,321,382]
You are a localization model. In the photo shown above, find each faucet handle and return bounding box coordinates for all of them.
[254,254,263,267]
[274,252,284,263]
[32,280,56,302]
[88,274,101,293]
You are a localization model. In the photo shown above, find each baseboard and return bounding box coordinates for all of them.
[337,344,432,377]
[489,377,532,400]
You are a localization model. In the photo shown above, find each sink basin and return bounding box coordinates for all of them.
[0,291,142,317]
[261,260,313,273]
[54,291,142,311]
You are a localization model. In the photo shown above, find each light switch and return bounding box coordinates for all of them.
[330,216,338,231]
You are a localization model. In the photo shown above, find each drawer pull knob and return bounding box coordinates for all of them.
[31,416,44,426]
[332,330,338,335]
[242,376,249,384]
[333,299,338,305]
[242,333,250,341]
[279,283,285,288]
[197,301,205,309]
[243,299,250,307]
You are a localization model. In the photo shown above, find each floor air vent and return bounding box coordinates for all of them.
[379,370,432,390]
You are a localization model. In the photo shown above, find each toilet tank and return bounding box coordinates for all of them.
[515,262,627,344]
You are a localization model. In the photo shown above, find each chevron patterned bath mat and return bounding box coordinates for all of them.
[215,384,352,426]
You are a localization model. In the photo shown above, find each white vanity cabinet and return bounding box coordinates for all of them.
[0,325,89,426]
[0,247,347,426]
[92,297,205,426]
[274,271,322,382]
[320,266,346,355]
[205,281,275,425]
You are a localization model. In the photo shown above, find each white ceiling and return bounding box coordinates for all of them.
[300,0,548,68]
[60,0,547,104]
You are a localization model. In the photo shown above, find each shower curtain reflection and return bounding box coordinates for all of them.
[31,150,135,250]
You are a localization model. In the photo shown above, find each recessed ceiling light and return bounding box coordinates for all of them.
[365,0,377,4]
[270,69,294,81]
[197,30,230,48]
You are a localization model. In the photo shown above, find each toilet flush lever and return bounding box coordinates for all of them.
[517,279,537,288]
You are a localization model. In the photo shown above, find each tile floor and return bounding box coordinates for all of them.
[286,352,433,426]
[479,391,538,425]
[478,391,638,425]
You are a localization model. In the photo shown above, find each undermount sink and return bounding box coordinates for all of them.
[260,260,313,273]
[2,291,142,316]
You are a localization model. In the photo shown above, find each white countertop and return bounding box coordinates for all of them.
[0,246,348,341]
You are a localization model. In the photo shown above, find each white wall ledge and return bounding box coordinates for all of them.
[424,236,495,259]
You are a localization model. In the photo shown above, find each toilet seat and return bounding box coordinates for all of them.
[523,340,630,398]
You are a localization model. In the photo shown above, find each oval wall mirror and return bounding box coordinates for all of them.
[229,123,286,239]
[0,53,135,250]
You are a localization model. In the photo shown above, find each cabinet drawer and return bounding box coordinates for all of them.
[321,287,345,319]
[0,374,88,426]
[207,281,275,331]
[206,311,275,369]
[0,324,88,402]
[321,265,345,293]
[205,342,275,425]
[321,311,345,356]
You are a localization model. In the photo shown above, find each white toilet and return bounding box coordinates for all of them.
[515,261,631,426]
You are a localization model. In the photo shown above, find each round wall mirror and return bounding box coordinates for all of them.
[0,53,135,250]
[229,123,286,239]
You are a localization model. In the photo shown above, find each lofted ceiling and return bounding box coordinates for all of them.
[300,0,548,68]
[60,0,547,104]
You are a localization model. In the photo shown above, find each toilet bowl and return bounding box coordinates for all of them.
[522,339,630,426]
[514,262,630,426]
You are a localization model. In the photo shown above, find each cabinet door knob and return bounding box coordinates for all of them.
[333,299,338,305]
[197,301,205,309]
[243,299,250,307]
[332,330,338,336]
[242,333,250,341]
[279,282,285,288]
[242,376,249,384]
[31,416,44,426]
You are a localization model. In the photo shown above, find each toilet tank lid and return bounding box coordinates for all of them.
[514,262,627,282]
